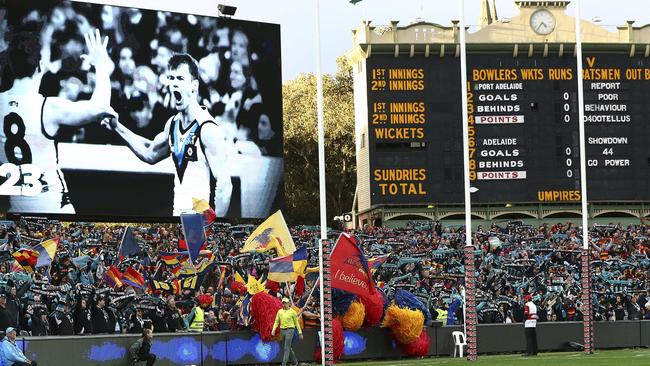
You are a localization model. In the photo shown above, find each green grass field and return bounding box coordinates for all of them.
[338,349,650,366]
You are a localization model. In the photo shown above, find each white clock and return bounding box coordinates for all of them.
[530,9,556,35]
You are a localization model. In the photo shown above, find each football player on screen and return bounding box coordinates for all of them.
[105,54,233,217]
[0,28,116,214]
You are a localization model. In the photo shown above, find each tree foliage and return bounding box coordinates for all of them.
[282,57,355,225]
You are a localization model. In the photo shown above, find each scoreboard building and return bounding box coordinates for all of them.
[348,0,650,228]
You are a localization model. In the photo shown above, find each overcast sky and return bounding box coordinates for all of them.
[77,0,650,82]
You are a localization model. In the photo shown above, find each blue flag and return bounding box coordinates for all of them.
[180,213,206,264]
[118,227,141,262]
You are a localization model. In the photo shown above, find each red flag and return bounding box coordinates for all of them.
[122,267,145,288]
[178,238,206,252]
[192,197,217,224]
[330,233,375,297]
[295,275,305,297]
[104,265,123,288]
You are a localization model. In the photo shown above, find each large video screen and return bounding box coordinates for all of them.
[0,0,283,219]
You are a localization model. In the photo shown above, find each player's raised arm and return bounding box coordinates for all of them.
[43,29,116,135]
[108,118,170,165]
[201,123,233,217]
[84,28,114,108]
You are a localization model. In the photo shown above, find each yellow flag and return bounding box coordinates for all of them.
[246,275,268,295]
[40,238,59,260]
[234,271,246,285]
[192,197,210,213]
[242,210,296,255]
[194,256,215,273]
[254,236,287,257]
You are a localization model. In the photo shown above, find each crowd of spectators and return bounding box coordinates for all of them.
[0,217,647,337]
[0,218,324,336]
[367,220,650,324]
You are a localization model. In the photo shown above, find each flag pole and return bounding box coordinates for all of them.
[459,0,471,259]
[315,0,328,364]
[116,226,129,264]
[574,0,594,354]
[459,0,478,361]
[286,282,294,304]
[303,277,320,306]
[574,0,589,259]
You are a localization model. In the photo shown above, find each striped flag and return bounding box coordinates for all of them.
[104,265,123,288]
[170,256,196,278]
[122,267,145,288]
[12,249,39,272]
[292,245,308,275]
[33,238,59,268]
[159,252,189,266]
[368,254,390,272]
[267,244,309,283]
[268,255,297,282]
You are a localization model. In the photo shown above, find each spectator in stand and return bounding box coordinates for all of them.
[0,294,13,331]
[204,310,219,332]
[5,287,21,332]
[74,298,92,335]
[300,298,321,328]
[52,302,74,335]
[91,296,110,334]
[614,294,627,321]
[627,293,642,320]
[164,297,184,332]
[128,308,145,334]
[30,310,51,337]
[1,327,37,366]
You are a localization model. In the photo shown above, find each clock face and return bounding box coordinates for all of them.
[530,9,556,35]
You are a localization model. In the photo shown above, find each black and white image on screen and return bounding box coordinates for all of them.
[0,0,284,218]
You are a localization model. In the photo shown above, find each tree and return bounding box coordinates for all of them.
[282,57,356,225]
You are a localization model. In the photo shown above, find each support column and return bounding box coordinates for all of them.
[581,249,594,354]
[321,239,334,365]
[463,246,478,361]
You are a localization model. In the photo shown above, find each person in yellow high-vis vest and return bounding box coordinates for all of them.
[271,298,303,366]
[184,300,205,332]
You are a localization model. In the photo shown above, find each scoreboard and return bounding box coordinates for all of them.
[367,57,463,204]
[366,53,650,205]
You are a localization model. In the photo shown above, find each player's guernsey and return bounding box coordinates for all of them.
[166,107,216,215]
[0,92,73,213]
